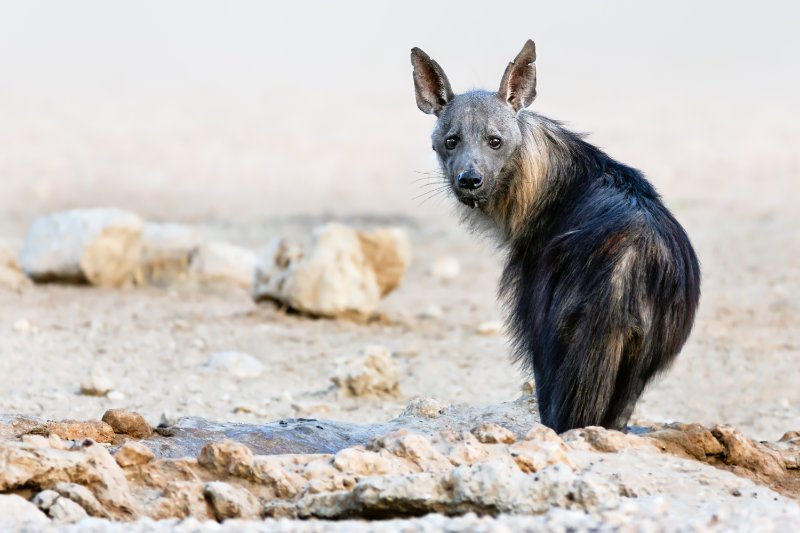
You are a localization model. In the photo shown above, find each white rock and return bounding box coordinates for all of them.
[137,222,202,285]
[0,494,50,527]
[203,481,262,520]
[47,495,88,524]
[427,256,461,281]
[32,489,60,511]
[20,208,144,287]
[79,368,115,396]
[253,223,411,317]
[12,319,33,333]
[206,351,265,379]
[417,305,443,319]
[476,320,503,336]
[106,390,126,401]
[188,241,257,288]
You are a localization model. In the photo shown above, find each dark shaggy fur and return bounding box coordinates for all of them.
[411,41,701,433]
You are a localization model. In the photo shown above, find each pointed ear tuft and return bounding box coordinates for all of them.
[411,47,454,116]
[498,39,537,112]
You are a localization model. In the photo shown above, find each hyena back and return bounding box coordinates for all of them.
[410,40,700,433]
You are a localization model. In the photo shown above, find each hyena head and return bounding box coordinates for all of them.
[411,40,537,212]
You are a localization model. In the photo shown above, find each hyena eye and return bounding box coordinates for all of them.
[488,137,502,149]
[445,137,458,150]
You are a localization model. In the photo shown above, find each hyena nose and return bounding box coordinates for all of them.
[456,169,484,190]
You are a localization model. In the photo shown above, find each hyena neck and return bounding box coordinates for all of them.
[487,112,612,243]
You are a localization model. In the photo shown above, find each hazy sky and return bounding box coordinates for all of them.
[1,1,797,111]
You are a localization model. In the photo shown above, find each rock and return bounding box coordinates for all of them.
[0,439,139,519]
[472,422,516,444]
[20,208,144,287]
[253,223,410,318]
[48,494,89,523]
[106,390,126,401]
[508,439,575,473]
[476,320,503,336]
[0,494,50,527]
[32,489,60,511]
[417,305,443,319]
[203,481,262,520]
[79,369,116,397]
[330,345,400,398]
[427,256,460,281]
[197,439,255,478]
[188,241,257,288]
[102,409,153,439]
[53,482,110,518]
[206,351,265,379]
[44,419,116,443]
[137,223,202,285]
[356,227,412,296]
[114,441,155,467]
[0,241,31,291]
[401,398,449,419]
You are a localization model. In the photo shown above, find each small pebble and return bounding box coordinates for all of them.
[427,256,461,281]
[206,351,265,379]
[418,305,443,319]
[79,369,115,396]
[476,320,503,336]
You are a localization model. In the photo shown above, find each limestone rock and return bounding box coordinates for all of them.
[197,439,255,479]
[137,222,202,285]
[32,489,60,511]
[0,241,31,291]
[206,351,265,379]
[53,482,109,518]
[203,481,262,520]
[356,227,412,296]
[48,495,89,523]
[20,208,144,287]
[330,345,399,398]
[114,441,155,467]
[44,419,116,443]
[188,241,257,288]
[0,494,50,527]
[471,422,516,444]
[253,223,410,318]
[0,439,139,519]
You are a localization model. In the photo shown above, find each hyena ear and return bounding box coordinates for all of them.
[411,47,454,116]
[498,39,537,112]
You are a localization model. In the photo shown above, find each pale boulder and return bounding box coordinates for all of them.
[20,208,144,287]
[253,223,411,317]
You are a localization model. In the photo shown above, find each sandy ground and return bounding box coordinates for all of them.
[1,100,798,443]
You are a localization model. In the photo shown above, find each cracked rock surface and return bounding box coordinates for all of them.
[0,400,798,531]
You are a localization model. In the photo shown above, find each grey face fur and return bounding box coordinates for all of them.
[411,40,537,209]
